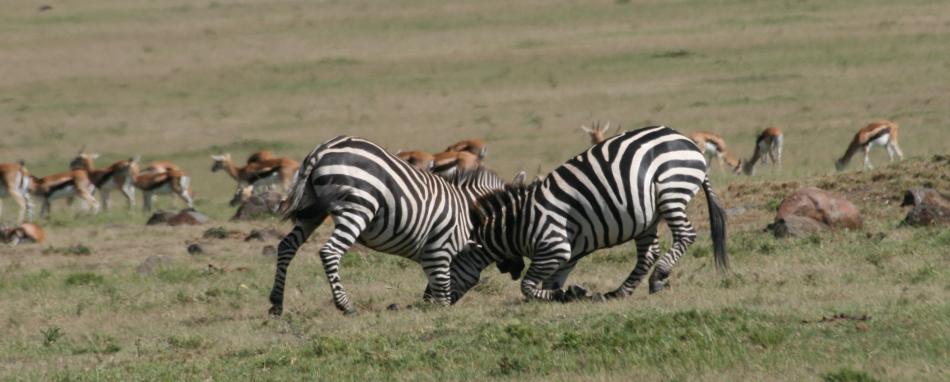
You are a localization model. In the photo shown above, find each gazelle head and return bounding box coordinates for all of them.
[580,121,612,145]
[834,158,848,171]
[210,153,232,172]
[69,146,100,170]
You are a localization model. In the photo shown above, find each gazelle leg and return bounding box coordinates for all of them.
[268,218,324,316]
[892,142,904,160]
[100,188,111,211]
[605,225,661,299]
[863,145,873,169]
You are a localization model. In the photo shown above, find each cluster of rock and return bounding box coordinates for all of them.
[766,186,948,238]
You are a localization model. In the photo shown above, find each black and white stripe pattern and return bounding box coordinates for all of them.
[450,125,728,303]
[268,136,475,315]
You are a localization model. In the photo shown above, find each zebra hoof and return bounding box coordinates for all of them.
[268,305,283,317]
[603,290,627,300]
[342,307,358,316]
[562,285,590,302]
[649,282,666,294]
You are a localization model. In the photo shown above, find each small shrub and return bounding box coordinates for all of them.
[41,327,64,346]
[495,355,527,376]
[908,265,936,284]
[652,49,693,59]
[43,244,92,256]
[748,327,788,348]
[822,368,879,382]
[71,334,121,355]
[64,272,104,287]
[167,335,205,350]
[306,336,353,358]
[202,226,230,239]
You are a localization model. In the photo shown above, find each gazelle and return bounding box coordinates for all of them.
[69,150,136,210]
[130,159,194,211]
[431,150,480,179]
[580,121,613,145]
[688,131,742,174]
[0,161,33,223]
[0,222,45,246]
[28,169,100,218]
[396,150,436,171]
[836,120,904,171]
[742,127,784,175]
[210,153,300,193]
[445,139,487,160]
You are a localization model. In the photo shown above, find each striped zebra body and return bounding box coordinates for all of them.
[451,125,728,303]
[269,136,474,315]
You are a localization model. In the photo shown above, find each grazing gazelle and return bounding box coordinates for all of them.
[580,121,613,145]
[129,159,193,211]
[210,153,300,193]
[396,150,436,171]
[445,139,487,160]
[742,127,784,176]
[69,150,136,210]
[836,120,904,171]
[0,222,45,246]
[431,150,480,179]
[0,161,33,223]
[688,131,742,174]
[28,169,100,218]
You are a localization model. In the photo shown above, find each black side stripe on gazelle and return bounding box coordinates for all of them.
[268,135,483,316]
[450,125,728,303]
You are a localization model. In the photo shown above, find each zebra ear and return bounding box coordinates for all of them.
[512,171,526,185]
[579,125,592,133]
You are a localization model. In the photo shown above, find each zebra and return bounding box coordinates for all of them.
[269,135,493,316]
[450,125,729,303]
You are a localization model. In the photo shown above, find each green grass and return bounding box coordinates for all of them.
[1,0,949,380]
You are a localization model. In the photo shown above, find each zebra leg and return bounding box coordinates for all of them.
[448,249,495,304]
[541,257,581,290]
[605,228,661,300]
[649,211,697,294]
[318,212,369,315]
[419,249,453,306]
[520,246,572,302]
[268,218,322,316]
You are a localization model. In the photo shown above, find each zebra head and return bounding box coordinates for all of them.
[451,181,540,302]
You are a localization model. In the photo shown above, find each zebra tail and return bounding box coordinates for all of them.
[279,146,327,221]
[701,175,729,272]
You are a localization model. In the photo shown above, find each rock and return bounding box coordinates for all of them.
[168,209,209,226]
[245,228,284,242]
[136,255,172,275]
[386,303,400,311]
[146,210,176,225]
[187,244,204,255]
[261,245,277,257]
[901,188,950,226]
[147,209,209,226]
[203,226,241,239]
[768,215,829,238]
[768,187,862,237]
[726,206,748,217]
[231,191,283,221]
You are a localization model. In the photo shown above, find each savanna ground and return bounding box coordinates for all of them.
[1,0,949,380]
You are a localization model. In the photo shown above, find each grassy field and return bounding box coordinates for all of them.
[1,0,949,380]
